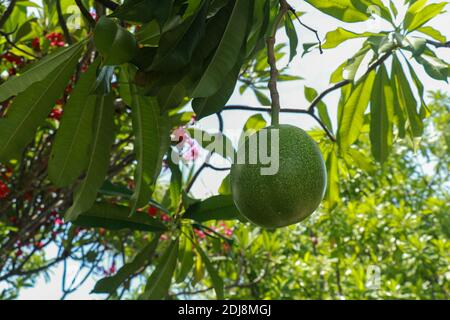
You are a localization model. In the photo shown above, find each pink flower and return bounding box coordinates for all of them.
[159,234,168,241]
[160,213,171,222]
[194,228,206,240]
[54,218,64,226]
[172,127,188,146]
[182,145,200,161]
[224,228,233,237]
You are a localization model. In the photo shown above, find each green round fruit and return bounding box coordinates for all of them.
[94,16,138,66]
[230,124,327,228]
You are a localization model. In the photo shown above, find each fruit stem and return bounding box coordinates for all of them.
[267,0,288,126]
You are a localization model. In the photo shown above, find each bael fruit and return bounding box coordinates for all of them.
[230,124,326,228]
[94,16,138,66]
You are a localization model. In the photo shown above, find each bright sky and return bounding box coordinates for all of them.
[13,0,450,299]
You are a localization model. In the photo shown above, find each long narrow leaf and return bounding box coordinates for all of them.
[192,0,251,97]
[130,81,170,212]
[0,45,84,161]
[0,41,85,102]
[93,234,161,294]
[48,58,100,187]
[370,64,394,163]
[140,238,179,300]
[65,93,116,221]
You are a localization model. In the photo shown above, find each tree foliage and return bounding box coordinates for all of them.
[0,0,448,299]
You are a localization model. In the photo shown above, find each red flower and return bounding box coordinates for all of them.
[2,52,23,65]
[8,68,16,76]
[110,263,116,274]
[49,107,63,121]
[0,181,10,199]
[32,37,40,50]
[147,206,158,217]
[46,32,65,47]
[159,234,168,241]
[54,218,64,226]
[224,228,233,237]
[15,249,23,257]
[160,213,171,222]
[194,228,206,240]
[34,241,44,250]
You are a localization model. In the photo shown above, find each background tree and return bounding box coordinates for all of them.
[0,0,448,299]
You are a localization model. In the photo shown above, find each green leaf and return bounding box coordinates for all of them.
[93,234,161,294]
[0,45,83,162]
[184,195,241,223]
[111,0,173,26]
[404,36,427,57]
[150,0,209,72]
[140,238,179,300]
[65,93,116,221]
[0,41,85,102]
[304,0,369,23]
[192,63,240,119]
[73,202,167,232]
[169,159,182,209]
[99,181,133,198]
[415,54,448,82]
[242,113,267,136]
[389,0,398,18]
[48,59,100,187]
[130,81,170,212]
[304,86,333,132]
[337,70,376,151]
[330,45,370,83]
[284,13,298,62]
[218,174,231,195]
[253,88,271,106]
[176,233,195,283]
[404,1,446,32]
[191,239,224,299]
[324,146,339,209]
[416,26,447,43]
[391,55,423,137]
[370,64,394,163]
[322,28,379,49]
[192,0,251,97]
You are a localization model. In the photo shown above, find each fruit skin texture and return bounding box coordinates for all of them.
[230,124,327,228]
[94,16,137,66]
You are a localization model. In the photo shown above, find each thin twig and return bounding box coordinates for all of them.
[223,105,336,141]
[426,40,450,48]
[308,51,393,113]
[56,0,73,45]
[0,0,16,30]
[75,0,96,28]
[0,30,39,59]
[288,5,323,54]
[95,0,119,10]
[266,0,289,126]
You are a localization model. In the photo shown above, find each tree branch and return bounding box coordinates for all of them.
[75,0,96,28]
[426,40,450,48]
[95,0,119,11]
[0,0,16,30]
[307,51,393,113]
[0,30,39,59]
[288,5,323,54]
[267,0,289,126]
[223,105,336,142]
[56,0,73,45]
